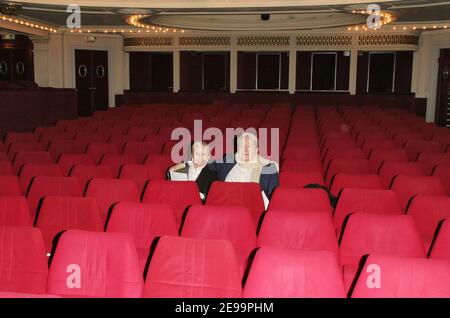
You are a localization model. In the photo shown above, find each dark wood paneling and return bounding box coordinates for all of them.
[369,52,395,93]
[237,52,256,90]
[336,52,350,91]
[414,98,427,118]
[180,51,202,91]
[280,52,289,90]
[151,53,173,90]
[435,48,450,127]
[0,35,34,85]
[257,54,280,89]
[129,52,150,91]
[394,51,413,94]
[356,51,369,94]
[312,53,336,91]
[296,51,312,90]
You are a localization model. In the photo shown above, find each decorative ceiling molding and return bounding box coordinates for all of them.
[358,34,419,46]
[297,35,352,46]
[237,35,290,46]
[123,36,173,47]
[178,36,230,46]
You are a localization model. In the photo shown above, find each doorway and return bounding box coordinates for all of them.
[435,48,450,127]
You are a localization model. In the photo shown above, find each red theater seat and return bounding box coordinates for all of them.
[0,162,14,176]
[378,162,426,188]
[429,220,450,260]
[334,189,402,234]
[143,236,242,298]
[350,255,450,298]
[330,174,383,196]
[69,165,114,190]
[243,248,345,298]
[390,175,447,211]
[339,213,426,290]
[281,158,323,173]
[325,159,374,186]
[142,180,201,226]
[47,140,85,161]
[258,210,338,257]
[57,153,96,176]
[268,187,331,213]
[0,227,48,294]
[99,154,138,177]
[85,178,140,224]
[8,141,43,161]
[19,164,63,192]
[12,152,53,174]
[368,148,409,171]
[0,196,32,226]
[406,196,450,246]
[181,205,256,274]
[206,181,265,225]
[279,171,324,188]
[404,140,442,161]
[47,230,144,298]
[119,164,166,195]
[106,202,178,270]
[282,147,321,161]
[85,142,119,163]
[26,176,83,221]
[417,152,450,175]
[4,133,36,149]
[122,141,161,163]
[432,164,450,194]
[35,196,103,253]
[0,176,22,196]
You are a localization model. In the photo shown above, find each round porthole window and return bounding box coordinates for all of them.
[16,61,25,75]
[78,64,88,78]
[96,65,105,78]
[0,61,7,75]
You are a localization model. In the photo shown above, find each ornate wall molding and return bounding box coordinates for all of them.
[296,35,352,46]
[237,36,290,46]
[178,36,230,46]
[358,34,419,46]
[124,37,173,47]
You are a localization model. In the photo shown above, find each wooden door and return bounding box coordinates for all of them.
[435,49,450,127]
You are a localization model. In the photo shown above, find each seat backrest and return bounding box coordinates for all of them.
[0,162,14,176]
[118,164,166,195]
[268,187,331,213]
[0,227,48,294]
[7,141,43,161]
[325,159,374,186]
[334,189,402,234]
[378,162,425,188]
[0,176,22,196]
[181,205,256,270]
[339,213,426,267]
[330,174,383,196]
[26,175,81,216]
[84,178,140,223]
[99,154,138,177]
[350,255,450,298]
[47,230,143,297]
[429,220,450,260]
[19,164,63,192]
[142,180,201,226]
[47,140,85,161]
[69,165,114,190]
[433,164,450,194]
[406,195,450,244]
[35,196,103,253]
[12,151,53,174]
[390,175,447,211]
[206,181,265,226]
[85,142,119,163]
[258,210,339,257]
[242,248,345,298]
[0,196,32,226]
[143,236,242,298]
[57,153,97,176]
[122,141,161,163]
[279,171,324,188]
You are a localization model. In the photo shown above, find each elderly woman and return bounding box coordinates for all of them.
[208,132,279,200]
[169,140,217,197]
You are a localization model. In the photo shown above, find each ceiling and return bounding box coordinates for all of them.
[1,0,450,33]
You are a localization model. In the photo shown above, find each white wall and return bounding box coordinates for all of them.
[412,29,450,122]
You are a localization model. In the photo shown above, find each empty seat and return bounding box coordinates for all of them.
[142,180,201,226]
[329,174,383,196]
[0,196,32,226]
[12,152,53,174]
[0,162,14,176]
[282,147,321,161]
[69,165,114,190]
[268,187,331,213]
[0,227,48,294]
[390,175,447,211]
[206,181,265,225]
[334,189,402,234]
[325,159,375,186]
[350,255,450,298]
[26,176,83,222]
[258,210,339,257]
[57,153,97,176]
[85,142,119,163]
[85,178,140,224]
[47,230,143,298]
[7,141,43,161]
[429,220,450,260]
[323,148,365,170]
[417,152,450,175]
[406,195,450,245]
[122,141,161,163]
[0,176,22,196]
[99,154,138,177]
[4,132,36,148]
[19,164,63,192]
[143,153,175,170]
[35,196,103,253]
[243,248,345,298]
[368,148,409,171]
[118,164,166,194]
[279,171,324,188]
[339,213,426,290]
[181,205,256,273]
[378,162,426,188]
[106,202,177,270]
[404,140,442,161]
[47,140,85,161]
[143,236,242,298]
[281,158,323,173]
[432,164,450,194]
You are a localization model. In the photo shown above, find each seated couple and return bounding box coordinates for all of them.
[169,132,279,202]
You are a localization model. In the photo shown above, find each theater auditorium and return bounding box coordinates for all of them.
[0,0,449,299]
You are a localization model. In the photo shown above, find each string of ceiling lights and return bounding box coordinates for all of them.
[0,14,57,33]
